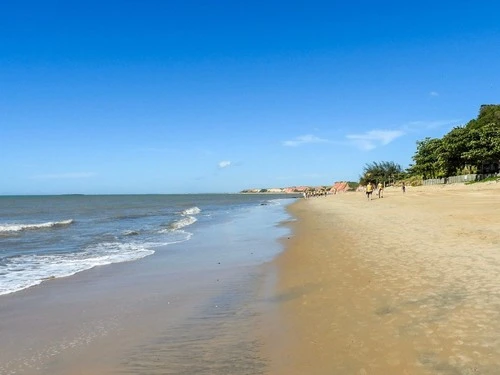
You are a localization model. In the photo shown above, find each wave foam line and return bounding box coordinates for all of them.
[0,219,74,233]
[0,242,155,296]
[181,206,201,215]
[158,206,201,233]
[162,216,197,232]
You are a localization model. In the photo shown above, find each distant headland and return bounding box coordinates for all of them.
[240,182,358,194]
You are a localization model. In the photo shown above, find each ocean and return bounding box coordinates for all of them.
[0,194,298,297]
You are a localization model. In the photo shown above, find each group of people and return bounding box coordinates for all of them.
[302,189,328,199]
[365,182,383,200]
[365,182,405,200]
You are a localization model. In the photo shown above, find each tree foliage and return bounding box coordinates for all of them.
[409,137,443,179]
[466,105,500,129]
[462,123,500,167]
[359,161,403,185]
[407,105,500,178]
[440,126,470,176]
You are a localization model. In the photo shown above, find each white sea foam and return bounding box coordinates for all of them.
[157,229,193,244]
[265,199,283,206]
[181,206,201,215]
[0,219,74,233]
[0,228,196,296]
[158,206,200,233]
[0,242,155,296]
[170,215,198,230]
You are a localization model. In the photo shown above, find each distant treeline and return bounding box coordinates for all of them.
[359,105,500,184]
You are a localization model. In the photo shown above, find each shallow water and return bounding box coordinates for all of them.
[0,194,296,295]
[0,194,295,374]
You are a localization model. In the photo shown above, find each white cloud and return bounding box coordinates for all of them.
[346,130,405,151]
[429,91,439,97]
[218,161,231,168]
[282,134,330,147]
[31,172,96,180]
[343,118,461,151]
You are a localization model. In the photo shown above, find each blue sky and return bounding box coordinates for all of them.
[1,1,499,194]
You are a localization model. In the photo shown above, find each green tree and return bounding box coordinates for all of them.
[462,123,500,171]
[467,105,500,129]
[406,105,500,180]
[409,137,443,179]
[359,161,402,185]
[439,126,470,176]
[381,161,403,185]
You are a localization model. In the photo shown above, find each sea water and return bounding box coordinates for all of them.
[0,194,297,296]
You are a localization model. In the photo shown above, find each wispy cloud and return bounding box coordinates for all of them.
[346,130,405,151]
[429,91,439,97]
[218,161,231,169]
[284,119,461,152]
[31,172,96,180]
[282,134,330,147]
[345,118,461,151]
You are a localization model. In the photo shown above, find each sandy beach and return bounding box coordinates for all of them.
[265,182,500,375]
[3,186,500,374]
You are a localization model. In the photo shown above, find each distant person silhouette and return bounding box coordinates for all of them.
[402,182,406,194]
[366,182,374,200]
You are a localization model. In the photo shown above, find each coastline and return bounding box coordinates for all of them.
[264,182,500,374]
[5,183,500,373]
[0,195,293,375]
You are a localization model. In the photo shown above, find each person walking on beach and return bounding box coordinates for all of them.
[402,182,406,194]
[366,182,374,200]
[377,182,384,198]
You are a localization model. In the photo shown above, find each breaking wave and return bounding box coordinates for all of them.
[0,220,74,234]
[181,206,201,215]
[159,206,201,233]
[0,242,156,296]
[170,216,198,230]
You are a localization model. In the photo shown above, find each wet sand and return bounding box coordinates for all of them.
[0,261,270,375]
[0,197,295,375]
[0,232,277,375]
[4,183,500,374]
[265,182,500,375]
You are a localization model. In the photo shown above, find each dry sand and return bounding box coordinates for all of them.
[265,182,500,375]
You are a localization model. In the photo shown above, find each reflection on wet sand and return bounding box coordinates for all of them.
[120,274,268,375]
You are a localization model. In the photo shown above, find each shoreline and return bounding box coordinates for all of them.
[6,182,500,373]
[0,196,293,375]
[0,244,274,375]
[264,182,500,374]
